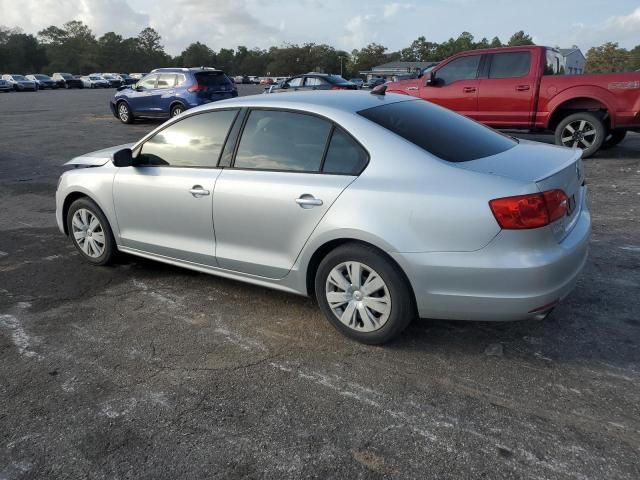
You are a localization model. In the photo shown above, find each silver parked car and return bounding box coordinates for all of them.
[55,91,590,344]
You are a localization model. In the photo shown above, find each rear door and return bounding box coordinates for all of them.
[212,109,362,278]
[419,54,482,118]
[113,109,239,265]
[476,50,536,127]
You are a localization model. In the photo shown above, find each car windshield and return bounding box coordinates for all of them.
[358,99,517,162]
[89,76,101,80]
[35,75,49,79]
[13,75,27,81]
[60,74,73,79]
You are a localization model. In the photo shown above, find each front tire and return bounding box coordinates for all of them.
[554,112,605,158]
[66,198,116,266]
[315,243,415,344]
[117,101,134,124]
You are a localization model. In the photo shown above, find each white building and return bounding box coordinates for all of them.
[560,47,586,75]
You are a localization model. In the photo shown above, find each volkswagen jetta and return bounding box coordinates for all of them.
[55,91,590,344]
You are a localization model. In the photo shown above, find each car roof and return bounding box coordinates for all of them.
[190,90,415,116]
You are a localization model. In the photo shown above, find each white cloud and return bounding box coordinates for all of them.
[383,2,414,19]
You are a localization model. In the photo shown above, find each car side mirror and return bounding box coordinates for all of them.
[135,85,144,92]
[426,71,437,86]
[116,85,127,91]
[281,83,289,89]
[113,148,133,167]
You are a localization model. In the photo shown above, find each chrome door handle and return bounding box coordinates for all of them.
[296,194,323,208]
[189,185,210,197]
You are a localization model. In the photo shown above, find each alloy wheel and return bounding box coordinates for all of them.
[72,208,106,258]
[172,106,183,116]
[118,103,129,122]
[561,120,597,149]
[325,261,391,332]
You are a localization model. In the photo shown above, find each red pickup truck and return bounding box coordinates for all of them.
[386,46,640,157]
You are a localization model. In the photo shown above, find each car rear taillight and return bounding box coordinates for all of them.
[489,189,568,229]
[188,83,207,92]
[331,85,346,90]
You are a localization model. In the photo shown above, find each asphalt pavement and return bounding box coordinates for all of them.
[0,86,639,479]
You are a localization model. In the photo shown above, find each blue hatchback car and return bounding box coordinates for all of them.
[110,67,238,124]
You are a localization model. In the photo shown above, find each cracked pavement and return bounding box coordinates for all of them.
[1,87,639,479]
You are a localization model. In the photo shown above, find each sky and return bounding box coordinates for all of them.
[1,0,639,55]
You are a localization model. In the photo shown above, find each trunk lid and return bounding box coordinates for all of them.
[456,139,585,241]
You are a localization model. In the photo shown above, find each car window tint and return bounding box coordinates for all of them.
[137,110,238,168]
[195,72,231,87]
[139,74,157,89]
[235,110,332,172]
[489,52,531,79]
[435,55,481,85]
[157,74,176,88]
[359,100,516,162]
[288,77,303,87]
[544,49,566,75]
[322,128,368,175]
[305,77,325,87]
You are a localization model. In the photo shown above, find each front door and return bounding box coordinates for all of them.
[129,74,158,114]
[212,109,356,278]
[113,109,239,266]
[419,54,482,118]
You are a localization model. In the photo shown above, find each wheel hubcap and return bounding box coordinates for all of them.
[561,120,597,149]
[325,261,391,333]
[72,209,106,258]
[118,104,128,121]
[173,107,182,116]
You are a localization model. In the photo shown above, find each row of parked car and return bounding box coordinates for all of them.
[0,72,148,92]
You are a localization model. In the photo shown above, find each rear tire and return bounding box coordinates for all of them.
[315,243,415,345]
[170,104,185,117]
[554,112,605,158]
[603,129,627,149]
[66,198,116,266]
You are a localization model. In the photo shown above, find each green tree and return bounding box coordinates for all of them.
[507,31,534,46]
[490,37,503,48]
[38,21,97,73]
[400,36,438,62]
[585,42,631,73]
[177,42,215,67]
[136,27,169,71]
[0,30,47,73]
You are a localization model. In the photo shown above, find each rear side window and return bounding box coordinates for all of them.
[137,110,238,168]
[544,50,566,75]
[359,100,516,162]
[157,74,176,88]
[435,55,481,85]
[234,110,332,172]
[489,52,531,79]
[195,72,231,87]
[323,128,368,175]
[305,77,326,87]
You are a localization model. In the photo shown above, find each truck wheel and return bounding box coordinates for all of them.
[554,112,605,159]
[603,129,627,149]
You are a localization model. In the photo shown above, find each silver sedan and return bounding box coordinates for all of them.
[55,91,591,344]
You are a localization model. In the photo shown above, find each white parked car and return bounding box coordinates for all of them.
[80,75,110,88]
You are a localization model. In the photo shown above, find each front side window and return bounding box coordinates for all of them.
[137,110,238,168]
[234,110,332,172]
[322,128,368,175]
[488,52,531,79]
[435,55,481,85]
[359,99,516,162]
[138,74,157,89]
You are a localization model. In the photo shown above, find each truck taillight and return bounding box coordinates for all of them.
[489,190,568,229]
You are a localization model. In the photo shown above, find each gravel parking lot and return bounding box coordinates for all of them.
[1,87,639,479]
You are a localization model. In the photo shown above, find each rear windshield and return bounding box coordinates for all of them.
[327,75,351,84]
[13,75,27,81]
[195,72,231,86]
[60,73,73,79]
[358,100,516,162]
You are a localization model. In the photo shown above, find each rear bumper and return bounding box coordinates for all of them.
[393,198,591,321]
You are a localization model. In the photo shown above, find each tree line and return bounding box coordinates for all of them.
[0,21,638,77]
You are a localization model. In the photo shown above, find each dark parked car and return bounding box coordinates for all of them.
[97,73,124,88]
[110,67,238,124]
[26,74,58,89]
[1,74,38,91]
[265,73,358,93]
[52,73,84,89]
[349,78,365,89]
[118,73,138,85]
[364,77,386,89]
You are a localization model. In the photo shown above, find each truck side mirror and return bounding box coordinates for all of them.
[426,71,437,86]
